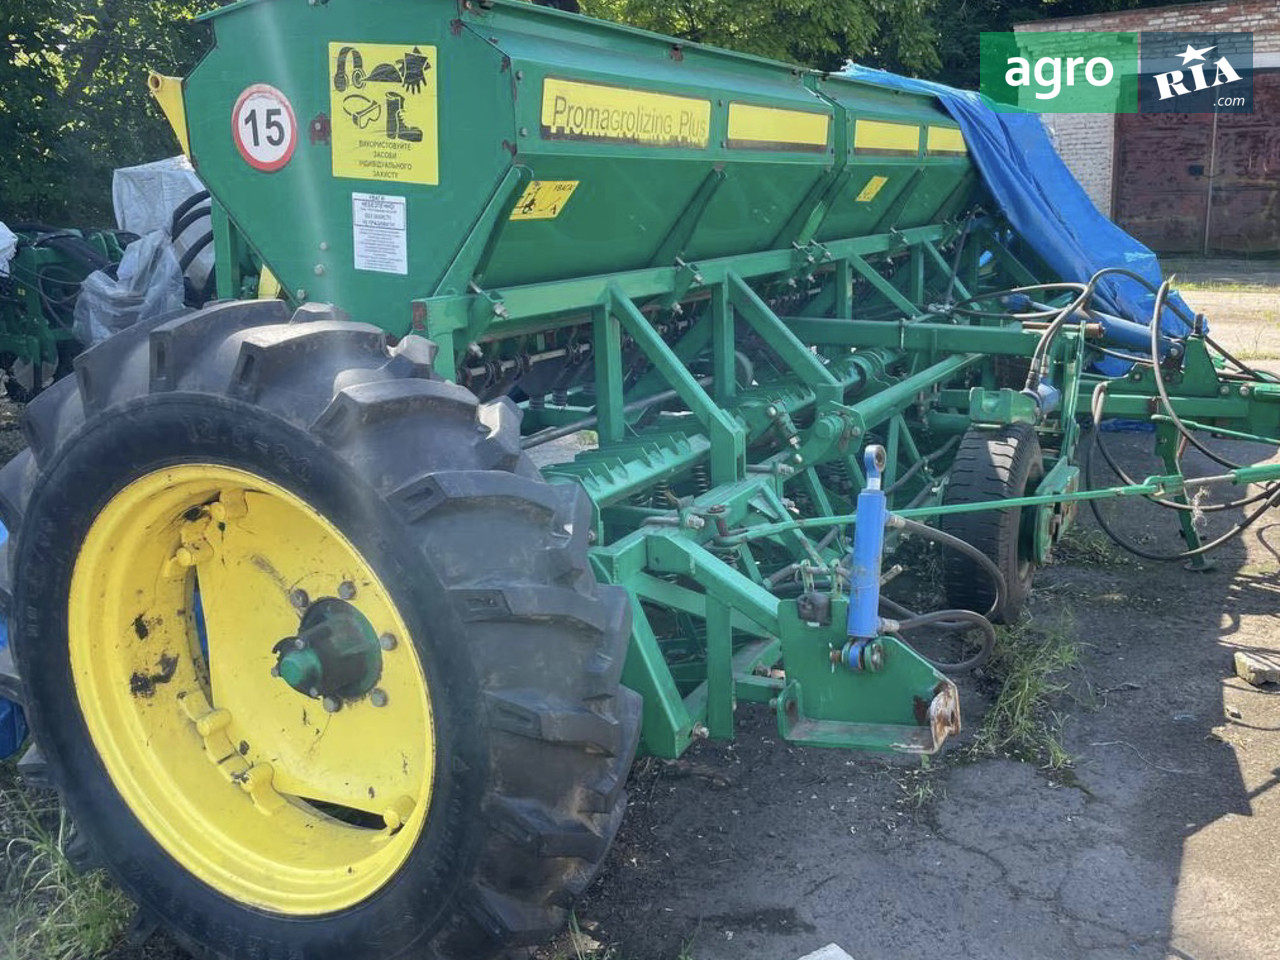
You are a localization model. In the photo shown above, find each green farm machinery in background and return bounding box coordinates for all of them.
[4,2,1280,958]
[0,226,134,398]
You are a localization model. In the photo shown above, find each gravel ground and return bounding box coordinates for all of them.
[2,283,1278,960]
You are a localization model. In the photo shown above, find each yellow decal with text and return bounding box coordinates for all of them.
[541,78,710,148]
[726,103,830,152]
[853,119,920,156]
[510,180,580,221]
[927,126,967,155]
[855,175,889,203]
[329,42,438,185]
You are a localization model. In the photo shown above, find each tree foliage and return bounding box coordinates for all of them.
[581,0,941,75]
[1,1,219,225]
[2,0,1211,226]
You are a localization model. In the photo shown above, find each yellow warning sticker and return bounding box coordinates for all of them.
[329,42,438,185]
[726,103,830,152]
[853,119,920,156]
[855,175,889,203]
[927,126,967,155]
[510,180,580,221]
[541,78,710,149]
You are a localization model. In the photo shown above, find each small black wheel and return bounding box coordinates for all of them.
[0,299,639,960]
[940,424,1044,622]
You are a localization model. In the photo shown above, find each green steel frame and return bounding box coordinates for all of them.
[186,0,1280,761]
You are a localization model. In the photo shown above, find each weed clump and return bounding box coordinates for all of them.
[0,763,130,960]
[970,614,1081,769]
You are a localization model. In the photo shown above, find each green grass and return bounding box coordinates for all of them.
[0,768,130,960]
[895,760,941,814]
[1052,526,1125,568]
[542,912,695,960]
[1173,280,1270,293]
[969,614,1081,770]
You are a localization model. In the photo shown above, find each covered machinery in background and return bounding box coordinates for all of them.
[3,2,1280,959]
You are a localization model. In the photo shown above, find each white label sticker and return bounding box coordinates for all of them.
[352,192,407,275]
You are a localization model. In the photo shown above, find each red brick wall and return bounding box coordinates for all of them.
[1012,1,1278,217]
[1014,1,1280,53]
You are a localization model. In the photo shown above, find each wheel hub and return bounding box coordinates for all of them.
[273,599,383,707]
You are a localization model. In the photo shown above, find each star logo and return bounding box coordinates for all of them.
[1177,42,1215,65]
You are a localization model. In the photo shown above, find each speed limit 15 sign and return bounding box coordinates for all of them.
[232,83,298,172]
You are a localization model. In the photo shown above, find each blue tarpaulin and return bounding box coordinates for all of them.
[0,521,26,760]
[841,64,1196,361]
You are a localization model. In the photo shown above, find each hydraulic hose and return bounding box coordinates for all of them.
[170,190,211,236]
[1088,382,1274,514]
[1148,279,1246,471]
[178,232,214,275]
[1084,445,1280,562]
[172,205,212,241]
[895,608,996,674]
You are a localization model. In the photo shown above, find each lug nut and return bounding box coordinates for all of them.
[379,633,397,651]
[370,688,389,708]
[338,581,356,600]
[290,588,309,609]
[322,696,341,714]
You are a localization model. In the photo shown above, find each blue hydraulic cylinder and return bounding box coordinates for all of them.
[846,446,889,640]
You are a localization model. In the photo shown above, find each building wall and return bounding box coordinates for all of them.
[1014,0,1280,218]
[1041,113,1117,215]
[1015,1,1280,51]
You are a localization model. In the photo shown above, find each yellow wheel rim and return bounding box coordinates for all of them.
[69,465,435,915]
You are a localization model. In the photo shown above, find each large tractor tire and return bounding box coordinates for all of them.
[940,424,1044,623]
[0,300,640,960]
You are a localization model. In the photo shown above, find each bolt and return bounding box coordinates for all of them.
[319,241,329,251]
[338,580,357,600]
[174,546,197,567]
[290,588,309,609]
[296,288,307,301]
[1220,384,1231,396]
[515,70,524,80]
[322,696,341,714]
[519,126,529,137]
[379,633,397,651]
[270,665,280,678]
[293,637,306,650]
[692,724,710,739]
[587,530,597,544]
[314,264,325,276]
[370,688,389,708]
[850,427,862,437]
[1240,385,1252,397]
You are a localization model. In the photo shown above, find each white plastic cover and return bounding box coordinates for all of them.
[0,221,17,277]
[112,156,213,284]
[72,230,186,346]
